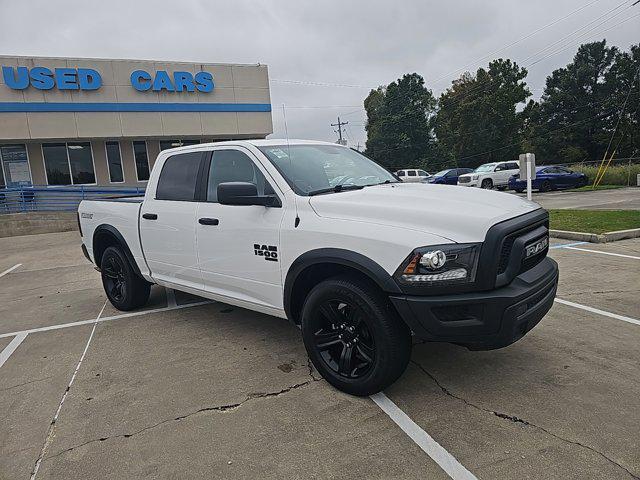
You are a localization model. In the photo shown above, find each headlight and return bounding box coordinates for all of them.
[472,175,479,180]
[395,243,480,286]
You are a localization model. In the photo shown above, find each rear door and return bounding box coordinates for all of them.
[195,147,286,309]
[139,150,204,290]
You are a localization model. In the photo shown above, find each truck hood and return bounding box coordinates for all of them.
[308,183,540,243]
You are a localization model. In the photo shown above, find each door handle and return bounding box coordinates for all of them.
[198,217,219,226]
[142,213,158,220]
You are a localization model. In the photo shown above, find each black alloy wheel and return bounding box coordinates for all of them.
[301,276,411,396]
[100,246,150,311]
[102,253,127,303]
[312,300,375,379]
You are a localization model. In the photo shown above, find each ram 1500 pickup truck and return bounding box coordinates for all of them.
[78,140,558,396]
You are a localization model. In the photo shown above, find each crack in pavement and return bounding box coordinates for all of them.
[0,375,54,392]
[410,359,639,480]
[45,376,321,462]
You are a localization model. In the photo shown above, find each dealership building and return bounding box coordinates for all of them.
[0,55,272,188]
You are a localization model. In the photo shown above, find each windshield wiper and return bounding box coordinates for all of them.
[308,184,365,196]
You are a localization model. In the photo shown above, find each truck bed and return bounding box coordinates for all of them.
[78,197,150,278]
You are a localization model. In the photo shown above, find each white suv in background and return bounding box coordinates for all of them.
[457,161,519,190]
[395,169,430,182]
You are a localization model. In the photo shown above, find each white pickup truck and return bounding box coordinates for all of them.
[78,140,558,396]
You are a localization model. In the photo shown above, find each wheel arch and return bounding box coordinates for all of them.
[284,248,401,325]
[92,224,143,278]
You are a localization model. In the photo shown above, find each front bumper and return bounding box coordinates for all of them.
[458,181,478,187]
[390,257,558,350]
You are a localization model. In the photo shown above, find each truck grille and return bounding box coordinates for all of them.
[458,176,471,183]
[496,219,549,277]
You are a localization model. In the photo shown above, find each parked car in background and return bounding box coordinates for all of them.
[396,169,430,182]
[457,161,519,190]
[424,168,474,185]
[509,165,588,192]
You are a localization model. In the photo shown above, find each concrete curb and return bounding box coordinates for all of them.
[550,228,640,243]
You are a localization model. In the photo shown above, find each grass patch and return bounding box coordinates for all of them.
[549,209,640,234]
[571,184,624,192]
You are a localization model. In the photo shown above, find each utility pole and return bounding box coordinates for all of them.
[331,117,348,145]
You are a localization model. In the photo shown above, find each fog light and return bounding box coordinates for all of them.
[420,250,447,270]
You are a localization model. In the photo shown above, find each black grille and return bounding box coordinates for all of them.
[497,237,515,274]
[458,176,471,183]
[496,219,549,275]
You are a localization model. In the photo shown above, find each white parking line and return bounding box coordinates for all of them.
[0,300,212,339]
[563,246,640,260]
[371,392,477,480]
[0,263,22,278]
[555,298,640,327]
[31,301,107,480]
[549,242,588,249]
[0,332,28,369]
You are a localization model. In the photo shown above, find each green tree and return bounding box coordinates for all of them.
[435,59,531,168]
[527,40,639,163]
[364,73,437,171]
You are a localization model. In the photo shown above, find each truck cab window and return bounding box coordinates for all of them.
[156,152,202,201]
[206,150,272,202]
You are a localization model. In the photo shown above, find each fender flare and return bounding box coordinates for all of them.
[92,224,143,278]
[283,248,401,322]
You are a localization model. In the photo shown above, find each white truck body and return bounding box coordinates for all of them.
[78,140,558,394]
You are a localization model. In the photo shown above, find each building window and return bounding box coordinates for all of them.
[68,143,95,184]
[43,143,95,186]
[105,141,124,183]
[43,143,71,185]
[0,144,31,187]
[132,141,150,181]
[159,139,200,151]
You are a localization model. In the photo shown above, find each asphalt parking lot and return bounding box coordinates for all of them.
[1,232,639,479]
[514,186,640,210]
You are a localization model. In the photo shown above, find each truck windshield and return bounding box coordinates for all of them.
[257,144,398,195]
[475,163,497,173]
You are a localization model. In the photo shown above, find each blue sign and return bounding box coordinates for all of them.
[2,66,101,90]
[130,70,214,93]
[1,66,214,93]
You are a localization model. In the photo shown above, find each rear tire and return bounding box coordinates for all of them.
[515,189,524,193]
[481,178,493,189]
[101,246,150,311]
[540,180,552,192]
[301,276,412,396]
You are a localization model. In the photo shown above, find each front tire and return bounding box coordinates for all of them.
[481,178,493,189]
[101,246,150,311]
[301,276,411,396]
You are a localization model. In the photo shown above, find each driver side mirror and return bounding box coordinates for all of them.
[217,182,281,207]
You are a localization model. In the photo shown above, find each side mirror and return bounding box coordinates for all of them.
[217,182,280,207]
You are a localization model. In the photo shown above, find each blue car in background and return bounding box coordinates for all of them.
[508,165,588,192]
[423,167,474,185]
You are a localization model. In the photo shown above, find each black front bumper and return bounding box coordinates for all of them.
[390,257,559,350]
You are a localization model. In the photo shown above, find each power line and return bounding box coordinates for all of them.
[425,0,603,87]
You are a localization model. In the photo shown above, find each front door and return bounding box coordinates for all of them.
[139,150,204,290]
[196,147,285,309]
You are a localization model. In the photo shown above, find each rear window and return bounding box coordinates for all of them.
[156,152,202,201]
[397,171,406,176]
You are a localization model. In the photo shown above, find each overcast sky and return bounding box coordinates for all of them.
[1,0,638,147]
